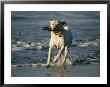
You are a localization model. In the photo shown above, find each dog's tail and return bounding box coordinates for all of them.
[62,21,69,30]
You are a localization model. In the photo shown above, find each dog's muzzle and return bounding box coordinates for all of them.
[42,26,58,32]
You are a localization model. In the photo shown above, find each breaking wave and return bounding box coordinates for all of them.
[74,38,100,47]
[11,38,99,51]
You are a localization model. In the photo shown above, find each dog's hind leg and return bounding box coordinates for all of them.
[62,46,69,65]
[53,46,65,63]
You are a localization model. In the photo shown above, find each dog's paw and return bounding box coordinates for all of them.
[45,64,50,68]
[61,62,66,67]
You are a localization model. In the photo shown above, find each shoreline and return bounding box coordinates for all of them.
[11,63,100,77]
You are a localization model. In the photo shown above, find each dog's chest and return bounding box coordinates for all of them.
[50,34,64,48]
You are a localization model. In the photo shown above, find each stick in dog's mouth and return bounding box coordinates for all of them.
[42,26,58,31]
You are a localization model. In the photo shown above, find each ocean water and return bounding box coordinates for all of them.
[11,11,100,77]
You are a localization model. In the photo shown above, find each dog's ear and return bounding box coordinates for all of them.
[49,20,52,23]
[49,19,59,25]
[62,21,67,25]
[49,19,54,23]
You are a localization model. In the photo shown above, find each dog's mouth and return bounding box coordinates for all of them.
[42,21,65,36]
[42,23,65,37]
[42,26,58,31]
[42,24,61,32]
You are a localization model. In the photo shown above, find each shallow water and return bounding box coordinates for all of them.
[11,64,100,77]
[11,11,100,77]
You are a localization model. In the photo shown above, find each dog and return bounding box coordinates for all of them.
[46,19,73,67]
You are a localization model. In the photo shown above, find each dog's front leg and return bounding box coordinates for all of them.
[46,47,52,66]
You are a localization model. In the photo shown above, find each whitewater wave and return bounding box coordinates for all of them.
[11,39,49,51]
[74,38,100,47]
[11,38,99,51]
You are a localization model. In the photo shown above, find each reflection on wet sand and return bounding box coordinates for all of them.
[45,66,69,77]
[11,64,100,77]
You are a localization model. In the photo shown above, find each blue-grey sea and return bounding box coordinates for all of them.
[11,11,100,77]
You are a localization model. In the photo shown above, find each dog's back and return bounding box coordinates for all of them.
[63,29,73,47]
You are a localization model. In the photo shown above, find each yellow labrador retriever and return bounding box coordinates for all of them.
[46,19,73,66]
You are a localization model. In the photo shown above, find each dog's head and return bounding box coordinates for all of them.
[49,19,67,31]
[49,19,59,30]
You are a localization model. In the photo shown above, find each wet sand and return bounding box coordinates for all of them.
[11,64,100,77]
